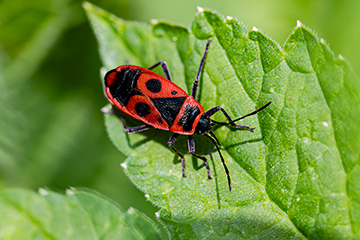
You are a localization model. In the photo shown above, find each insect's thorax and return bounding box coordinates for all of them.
[105,65,204,135]
[169,97,204,135]
[194,116,211,134]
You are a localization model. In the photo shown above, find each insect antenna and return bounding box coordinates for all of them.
[210,102,272,126]
[228,102,271,124]
[204,132,231,191]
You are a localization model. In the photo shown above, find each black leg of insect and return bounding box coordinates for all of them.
[120,116,150,133]
[168,133,186,177]
[203,102,272,131]
[191,41,210,98]
[188,135,212,179]
[147,61,172,81]
[102,106,151,133]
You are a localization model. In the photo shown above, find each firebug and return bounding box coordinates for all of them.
[104,41,271,191]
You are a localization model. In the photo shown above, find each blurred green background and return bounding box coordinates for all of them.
[1,0,359,220]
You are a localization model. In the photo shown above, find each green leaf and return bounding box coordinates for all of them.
[0,188,161,239]
[85,2,360,239]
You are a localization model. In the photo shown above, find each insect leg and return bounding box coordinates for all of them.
[168,133,186,177]
[147,61,172,81]
[204,106,255,131]
[192,40,210,99]
[188,135,212,179]
[101,106,150,133]
[120,116,150,133]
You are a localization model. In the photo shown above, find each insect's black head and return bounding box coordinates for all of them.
[195,115,212,134]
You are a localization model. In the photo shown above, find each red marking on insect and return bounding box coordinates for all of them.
[103,41,271,191]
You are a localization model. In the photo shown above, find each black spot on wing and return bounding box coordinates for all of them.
[171,91,178,95]
[178,105,201,131]
[146,79,162,93]
[135,102,151,117]
[152,97,186,127]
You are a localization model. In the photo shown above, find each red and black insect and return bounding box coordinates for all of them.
[104,41,271,191]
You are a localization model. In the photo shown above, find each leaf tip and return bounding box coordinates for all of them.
[251,26,259,32]
[66,188,76,195]
[338,54,344,60]
[151,19,159,25]
[197,6,204,13]
[296,20,302,28]
[127,207,135,214]
[121,162,127,169]
[38,188,49,196]
[101,106,111,114]
[100,67,107,76]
